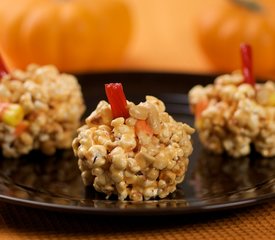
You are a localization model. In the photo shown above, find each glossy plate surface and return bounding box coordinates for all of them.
[0,72,274,215]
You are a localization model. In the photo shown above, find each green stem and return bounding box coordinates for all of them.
[232,0,262,12]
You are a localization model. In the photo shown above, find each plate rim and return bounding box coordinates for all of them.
[0,188,274,216]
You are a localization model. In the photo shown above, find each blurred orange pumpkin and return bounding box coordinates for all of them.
[197,0,275,79]
[0,0,132,73]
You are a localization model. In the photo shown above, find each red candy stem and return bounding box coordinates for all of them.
[0,54,8,77]
[240,43,255,86]
[105,83,129,119]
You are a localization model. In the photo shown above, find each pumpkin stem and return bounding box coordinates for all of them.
[232,0,262,12]
[240,43,255,86]
[0,54,8,77]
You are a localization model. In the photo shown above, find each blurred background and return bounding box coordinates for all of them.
[0,0,275,79]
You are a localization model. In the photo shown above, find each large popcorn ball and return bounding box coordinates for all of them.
[0,64,85,158]
[189,71,275,158]
[72,83,194,201]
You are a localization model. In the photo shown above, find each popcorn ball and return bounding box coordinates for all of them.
[189,44,275,158]
[72,83,194,201]
[0,64,85,158]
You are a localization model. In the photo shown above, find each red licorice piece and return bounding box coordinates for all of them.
[0,54,8,77]
[240,43,255,86]
[105,83,129,119]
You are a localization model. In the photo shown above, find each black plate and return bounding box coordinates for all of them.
[0,72,274,215]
